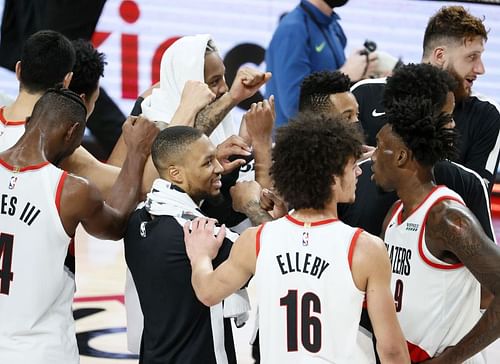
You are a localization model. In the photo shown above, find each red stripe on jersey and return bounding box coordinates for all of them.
[256,223,266,257]
[407,340,431,362]
[285,214,338,226]
[56,171,69,214]
[0,158,50,172]
[0,107,26,126]
[348,228,363,270]
[387,200,402,226]
[73,294,125,305]
[397,185,441,225]
[418,196,465,270]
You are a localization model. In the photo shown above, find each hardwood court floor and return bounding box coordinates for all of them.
[75,221,500,364]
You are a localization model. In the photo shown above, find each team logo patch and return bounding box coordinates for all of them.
[8,176,17,190]
[302,231,309,246]
[406,222,419,232]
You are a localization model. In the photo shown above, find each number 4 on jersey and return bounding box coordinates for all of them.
[0,232,14,295]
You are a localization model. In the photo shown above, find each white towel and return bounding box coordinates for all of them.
[141,34,236,146]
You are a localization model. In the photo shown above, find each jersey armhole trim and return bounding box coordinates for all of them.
[418,196,465,270]
[56,171,69,214]
[348,228,363,270]
[407,340,431,362]
[256,223,266,257]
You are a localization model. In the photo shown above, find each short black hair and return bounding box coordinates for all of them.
[423,6,488,59]
[19,30,76,93]
[30,88,87,129]
[271,112,363,210]
[151,126,204,171]
[384,63,457,115]
[69,39,106,97]
[386,96,457,167]
[299,71,351,113]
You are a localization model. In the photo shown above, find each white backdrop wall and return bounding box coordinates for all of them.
[0,0,499,116]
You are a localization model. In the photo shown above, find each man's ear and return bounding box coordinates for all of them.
[15,61,21,81]
[396,148,409,167]
[167,165,184,184]
[431,46,447,68]
[65,122,81,143]
[63,72,73,88]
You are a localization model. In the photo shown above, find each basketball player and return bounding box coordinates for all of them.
[371,92,500,362]
[124,126,274,363]
[184,113,410,363]
[0,88,157,363]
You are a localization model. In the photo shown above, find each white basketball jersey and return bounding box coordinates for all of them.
[385,186,482,363]
[0,159,78,364]
[255,215,366,363]
[0,107,26,152]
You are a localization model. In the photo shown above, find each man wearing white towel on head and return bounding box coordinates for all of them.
[123,33,273,355]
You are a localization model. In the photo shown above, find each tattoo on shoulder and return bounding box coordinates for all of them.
[427,201,485,259]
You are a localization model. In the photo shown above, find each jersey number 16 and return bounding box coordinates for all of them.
[280,289,321,353]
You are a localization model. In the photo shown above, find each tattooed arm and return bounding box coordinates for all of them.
[230,181,274,226]
[423,200,500,364]
[194,67,271,136]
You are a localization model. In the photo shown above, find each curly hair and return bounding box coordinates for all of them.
[385,96,457,167]
[271,112,363,210]
[69,39,106,98]
[384,63,457,114]
[299,71,351,113]
[423,6,488,58]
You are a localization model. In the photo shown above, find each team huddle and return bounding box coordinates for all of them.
[1,3,500,364]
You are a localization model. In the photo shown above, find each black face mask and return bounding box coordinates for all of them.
[324,0,348,8]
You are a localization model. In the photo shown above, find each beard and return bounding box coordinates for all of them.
[445,65,470,104]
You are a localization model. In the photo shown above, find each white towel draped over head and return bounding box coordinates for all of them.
[141,34,237,146]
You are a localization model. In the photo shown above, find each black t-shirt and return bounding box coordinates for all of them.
[124,207,237,364]
[351,78,500,191]
[338,159,494,241]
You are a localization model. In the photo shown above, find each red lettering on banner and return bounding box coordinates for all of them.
[91,32,111,49]
[121,34,139,99]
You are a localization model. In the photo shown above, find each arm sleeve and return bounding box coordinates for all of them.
[463,104,500,191]
[270,22,312,120]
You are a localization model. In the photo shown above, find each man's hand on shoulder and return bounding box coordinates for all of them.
[184,217,225,262]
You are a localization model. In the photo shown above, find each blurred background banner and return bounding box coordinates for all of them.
[0,0,499,114]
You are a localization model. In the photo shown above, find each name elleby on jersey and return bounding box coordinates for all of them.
[276,252,330,279]
[1,193,42,226]
[385,243,412,276]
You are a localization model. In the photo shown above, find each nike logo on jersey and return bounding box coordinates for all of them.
[315,42,326,52]
[372,109,385,117]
